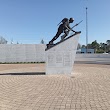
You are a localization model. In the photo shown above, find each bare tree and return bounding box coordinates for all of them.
[0,36,8,44]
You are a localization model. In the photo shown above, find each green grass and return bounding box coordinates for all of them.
[0,62,45,64]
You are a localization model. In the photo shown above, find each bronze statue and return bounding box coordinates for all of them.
[46,18,82,49]
[49,17,76,44]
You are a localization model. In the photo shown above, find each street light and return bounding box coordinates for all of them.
[86,7,88,53]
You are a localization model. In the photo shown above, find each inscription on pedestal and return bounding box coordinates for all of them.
[56,53,63,67]
[48,53,55,66]
[63,53,72,66]
[47,52,72,67]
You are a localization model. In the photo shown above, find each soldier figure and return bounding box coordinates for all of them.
[49,17,76,44]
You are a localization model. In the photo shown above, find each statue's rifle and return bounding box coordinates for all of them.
[71,20,83,29]
[65,20,83,34]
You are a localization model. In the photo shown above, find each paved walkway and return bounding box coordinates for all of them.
[0,64,110,110]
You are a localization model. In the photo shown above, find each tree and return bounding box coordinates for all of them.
[100,43,107,53]
[0,36,8,44]
[91,40,100,53]
[41,39,44,44]
[106,40,110,45]
[81,45,86,48]
[87,43,92,48]
[106,40,110,53]
[81,40,110,53]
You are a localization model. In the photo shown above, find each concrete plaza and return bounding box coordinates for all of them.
[0,64,110,110]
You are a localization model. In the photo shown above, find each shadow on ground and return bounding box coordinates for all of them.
[0,72,45,75]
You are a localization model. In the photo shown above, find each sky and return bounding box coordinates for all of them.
[0,0,110,45]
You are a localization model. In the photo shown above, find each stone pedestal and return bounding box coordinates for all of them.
[45,32,81,75]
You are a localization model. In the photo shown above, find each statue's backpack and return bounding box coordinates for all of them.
[61,18,68,24]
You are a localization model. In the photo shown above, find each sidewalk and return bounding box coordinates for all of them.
[0,64,110,110]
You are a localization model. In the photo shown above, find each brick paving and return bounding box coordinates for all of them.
[0,64,110,110]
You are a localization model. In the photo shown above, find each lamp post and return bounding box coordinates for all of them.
[86,7,88,53]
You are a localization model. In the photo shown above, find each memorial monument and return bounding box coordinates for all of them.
[45,17,82,75]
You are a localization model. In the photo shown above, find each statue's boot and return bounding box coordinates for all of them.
[49,41,53,44]
[61,34,67,41]
[49,36,58,44]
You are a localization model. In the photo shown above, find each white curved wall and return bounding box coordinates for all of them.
[0,44,46,63]
[0,44,110,63]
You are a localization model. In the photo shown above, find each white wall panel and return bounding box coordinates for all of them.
[0,44,46,62]
[0,44,110,63]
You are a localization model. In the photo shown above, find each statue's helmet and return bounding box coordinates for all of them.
[69,18,74,23]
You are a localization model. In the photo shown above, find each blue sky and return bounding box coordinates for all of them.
[0,0,110,45]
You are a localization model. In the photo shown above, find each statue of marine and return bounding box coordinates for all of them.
[49,17,77,44]
[46,17,82,49]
